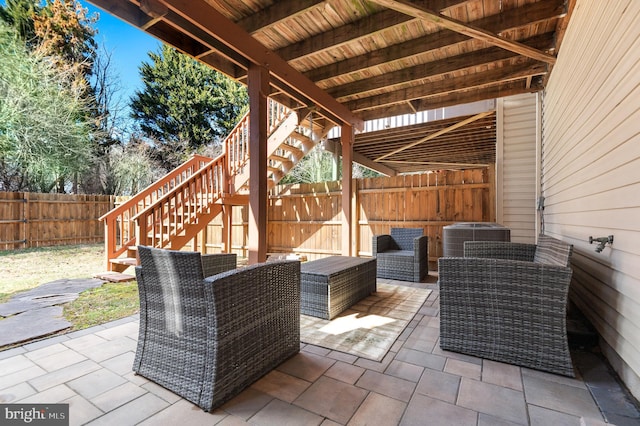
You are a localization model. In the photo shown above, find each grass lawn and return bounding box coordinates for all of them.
[0,244,107,299]
[0,244,139,333]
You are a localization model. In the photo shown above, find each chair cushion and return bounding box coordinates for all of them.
[533,235,573,267]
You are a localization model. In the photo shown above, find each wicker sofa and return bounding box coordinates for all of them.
[438,235,575,376]
[133,246,301,411]
[372,227,428,282]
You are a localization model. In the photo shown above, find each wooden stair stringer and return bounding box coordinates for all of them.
[166,203,224,251]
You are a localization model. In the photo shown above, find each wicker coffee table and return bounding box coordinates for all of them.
[300,256,376,319]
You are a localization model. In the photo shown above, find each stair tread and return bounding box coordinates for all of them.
[110,257,138,265]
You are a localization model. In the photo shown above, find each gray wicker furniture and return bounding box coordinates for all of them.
[443,222,511,257]
[301,256,376,319]
[438,235,575,376]
[372,227,428,282]
[133,246,300,411]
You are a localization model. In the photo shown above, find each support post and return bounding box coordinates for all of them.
[248,63,269,264]
[341,124,354,256]
[222,205,232,253]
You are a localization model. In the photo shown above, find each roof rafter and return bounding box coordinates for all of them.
[275,0,468,62]
[347,60,548,112]
[156,0,363,130]
[330,33,553,101]
[305,0,564,83]
[368,0,557,64]
[375,111,494,161]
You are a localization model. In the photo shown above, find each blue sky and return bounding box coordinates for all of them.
[81,1,160,105]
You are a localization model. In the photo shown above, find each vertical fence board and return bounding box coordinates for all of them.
[0,192,114,250]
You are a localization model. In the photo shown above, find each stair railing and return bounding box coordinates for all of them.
[102,98,298,269]
[132,154,226,249]
[100,154,212,267]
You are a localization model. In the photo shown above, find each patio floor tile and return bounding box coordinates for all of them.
[251,370,312,402]
[90,382,147,412]
[84,392,169,426]
[384,360,424,382]
[67,369,127,400]
[251,399,324,426]
[0,381,36,403]
[0,354,36,376]
[528,404,582,426]
[0,278,634,425]
[64,394,104,426]
[457,377,528,424]
[444,358,482,380]
[481,360,524,391]
[394,347,447,370]
[522,374,603,419]
[28,347,87,372]
[414,368,460,404]
[356,370,415,402]
[324,361,366,384]
[294,376,368,424]
[348,392,406,426]
[138,399,225,425]
[220,388,273,420]
[401,393,477,426]
[18,384,75,404]
[278,352,336,382]
[2,364,47,389]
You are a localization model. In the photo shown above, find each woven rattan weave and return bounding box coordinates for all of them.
[300,256,376,320]
[438,235,575,376]
[133,246,300,411]
[372,227,428,282]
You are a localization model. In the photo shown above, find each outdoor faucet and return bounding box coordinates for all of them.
[589,235,614,253]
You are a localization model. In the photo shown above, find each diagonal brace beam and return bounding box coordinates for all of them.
[375,111,494,162]
[368,0,556,64]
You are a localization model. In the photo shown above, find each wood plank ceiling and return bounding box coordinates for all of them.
[88,0,571,175]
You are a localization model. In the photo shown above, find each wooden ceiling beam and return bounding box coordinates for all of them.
[238,0,325,34]
[276,0,468,62]
[306,0,564,83]
[375,111,494,161]
[369,0,557,64]
[156,0,363,130]
[88,0,162,30]
[355,81,532,121]
[323,139,397,176]
[329,41,542,101]
[347,59,548,112]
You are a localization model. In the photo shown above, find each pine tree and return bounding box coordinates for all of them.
[130,45,248,170]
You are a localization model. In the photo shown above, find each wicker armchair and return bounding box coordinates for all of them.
[133,246,300,411]
[372,227,428,282]
[438,235,575,376]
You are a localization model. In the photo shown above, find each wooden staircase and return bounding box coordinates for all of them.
[99,99,319,276]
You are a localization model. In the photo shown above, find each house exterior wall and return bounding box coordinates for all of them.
[541,0,640,398]
[496,93,539,243]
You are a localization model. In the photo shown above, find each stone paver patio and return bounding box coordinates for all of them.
[1,276,638,425]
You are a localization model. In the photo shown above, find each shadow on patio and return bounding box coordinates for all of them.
[1,273,634,426]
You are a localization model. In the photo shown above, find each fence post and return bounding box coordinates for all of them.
[23,192,30,248]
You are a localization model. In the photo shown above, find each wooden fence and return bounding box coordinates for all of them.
[0,192,114,250]
[1,167,494,260]
[194,167,495,266]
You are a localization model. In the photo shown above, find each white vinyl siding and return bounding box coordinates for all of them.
[541,0,640,398]
[497,93,538,243]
